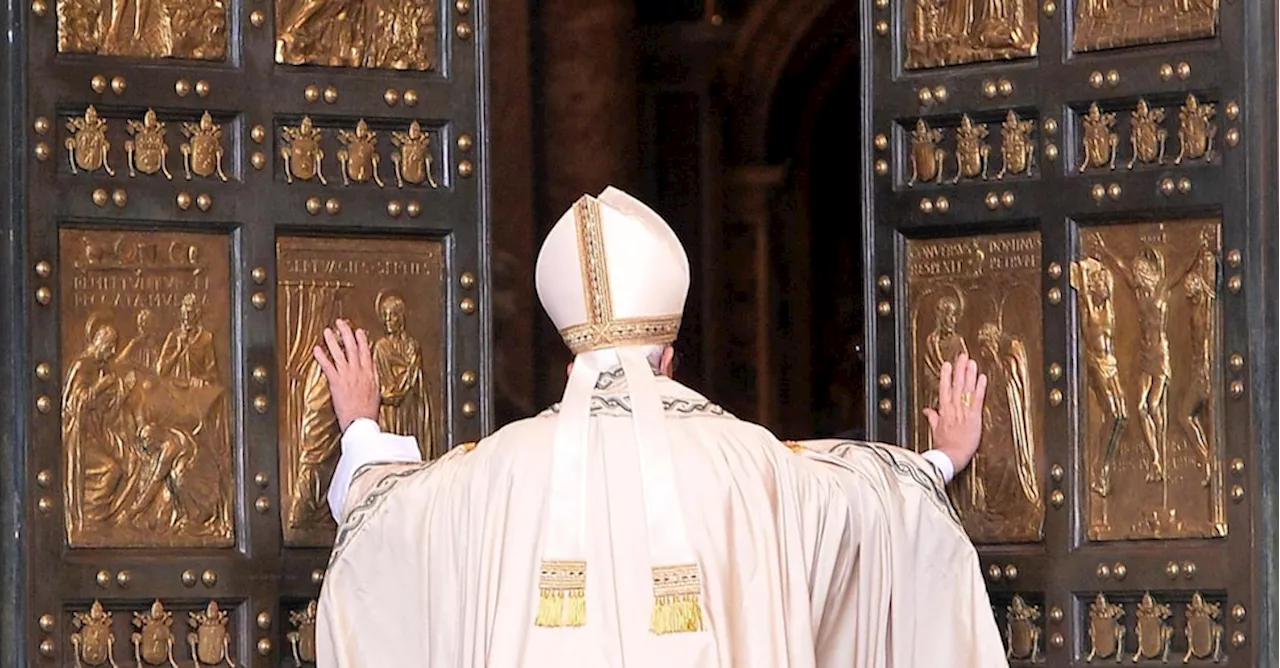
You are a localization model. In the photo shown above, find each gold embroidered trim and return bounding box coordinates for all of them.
[650,564,703,634]
[535,560,587,627]
[783,440,806,453]
[559,196,681,354]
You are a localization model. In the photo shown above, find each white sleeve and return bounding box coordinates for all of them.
[327,418,423,521]
[920,449,956,484]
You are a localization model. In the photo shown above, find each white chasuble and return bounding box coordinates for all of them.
[316,372,1008,668]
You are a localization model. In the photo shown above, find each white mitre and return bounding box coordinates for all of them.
[532,186,702,634]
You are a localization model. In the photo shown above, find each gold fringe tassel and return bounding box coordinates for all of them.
[534,560,587,628]
[650,564,704,635]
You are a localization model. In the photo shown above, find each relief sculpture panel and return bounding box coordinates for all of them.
[908,231,1046,543]
[275,0,437,69]
[906,0,1038,70]
[60,228,234,548]
[1071,219,1226,541]
[1073,0,1219,53]
[57,0,227,59]
[277,236,445,546]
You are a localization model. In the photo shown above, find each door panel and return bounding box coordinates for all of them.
[19,0,490,662]
[868,1,1258,665]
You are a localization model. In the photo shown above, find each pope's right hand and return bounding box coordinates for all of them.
[313,319,380,432]
[923,352,987,474]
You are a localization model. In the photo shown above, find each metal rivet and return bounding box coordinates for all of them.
[1050,489,1064,508]
[111,189,127,208]
[1047,287,1062,305]
[1176,61,1191,80]
[403,89,419,106]
[985,192,1000,210]
[458,160,474,177]
[175,79,191,96]
[252,292,268,310]
[35,361,52,380]
[306,197,323,215]
[326,198,341,215]
[36,395,52,413]
[1096,564,1111,580]
[1177,177,1192,194]
[935,196,950,213]
[1231,485,1245,502]
[1050,464,1064,482]
[110,75,126,95]
[304,85,320,103]
[31,0,47,15]
[39,639,54,657]
[460,272,476,289]
[1112,563,1127,580]
[1160,63,1174,81]
[253,395,269,413]
[874,134,888,151]
[462,401,477,418]
[251,267,267,285]
[1043,118,1058,135]
[878,373,893,389]
[36,470,51,487]
[258,638,273,656]
[311,569,325,584]
[876,300,892,316]
[387,200,403,217]
[1226,128,1240,147]
[874,0,888,8]
[1089,71,1104,88]
[255,496,270,513]
[1227,276,1242,293]
[1045,144,1058,162]
[1231,605,1246,623]
[115,570,130,588]
[457,134,474,152]
[37,497,52,513]
[1226,249,1241,267]
[1049,388,1063,405]
[406,201,422,218]
[33,260,51,277]
[998,79,1013,97]
[460,298,477,314]
[456,22,473,39]
[1048,606,1063,623]
[201,570,217,587]
[92,188,109,207]
[1231,458,1245,475]
[1166,561,1181,579]
[461,370,478,387]
[34,142,50,161]
[987,564,1003,581]
[933,86,948,103]
[257,612,272,630]
[1231,631,1245,648]
[176,192,192,210]
[324,86,338,104]
[1105,70,1119,87]
[1050,633,1063,648]
[196,193,212,212]
[1228,380,1244,397]
[874,159,889,176]
[878,398,893,415]
[254,471,269,486]
[874,19,888,35]
[1048,363,1062,380]
[1226,102,1240,121]
[251,152,266,170]
[1106,183,1121,200]
[95,570,111,588]
[91,74,108,93]
[1047,262,1062,280]
[1003,564,1018,580]
[33,116,50,134]
[182,570,197,587]
[1160,178,1176,196]
[1001,191,1015,208]
[251,125,266,143]
[1182,561,1196,579]
[877,275,892,292]
[38,614,55,633]
[1229,353,1244,371]
[250,9,264,26]
[35,286,51,305]
[982,80,998,99]
[384,88,400,106]
[917,88,934,105]
[919,198,934,214]
[1091,184,1106,201]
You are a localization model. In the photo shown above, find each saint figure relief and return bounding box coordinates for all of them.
[921,296,982,510]
[290,358,342,529]
[156,294,218,386]
[1180,235,1218,486]
[116,308,161,371]
[373,294,433,458]
[63,324,131,530]
[976,322,1040,507]
[1071,253,1128,497]
[123,423,227,536]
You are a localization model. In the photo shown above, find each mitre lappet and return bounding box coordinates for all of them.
[533,186,700,634]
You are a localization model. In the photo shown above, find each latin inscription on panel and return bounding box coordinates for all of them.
[57,0,227,59]
[1072,219,1225,541]
[274,0,438,70]
[907,231,1046,543]
[276,236,445,547]
[905,0,1038,70]
[1073,0,1219,53]
[60,228,234,549]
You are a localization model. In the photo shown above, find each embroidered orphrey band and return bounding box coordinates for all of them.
[535,560,587,627]
[650,564,703,634]
[558,196,682,354]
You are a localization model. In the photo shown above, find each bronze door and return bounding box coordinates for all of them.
[3,0,491,662]
[866,1,1271,665]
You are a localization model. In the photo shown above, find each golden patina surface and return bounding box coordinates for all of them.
[287,600,319,665]
[1086,593,1126,662]
[1074,0,1218,53]
[275,0,437,70]
[57,0,226,59]
[907,231,1046,544]
[905,0,1038,69]
[60,229,235,549]
[276,236,445,546]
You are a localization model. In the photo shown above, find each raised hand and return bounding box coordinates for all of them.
[923,352,988,473]
[312,319,380,432]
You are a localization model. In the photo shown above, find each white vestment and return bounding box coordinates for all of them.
[317,371,1007,668]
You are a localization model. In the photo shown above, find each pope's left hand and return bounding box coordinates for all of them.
[924,352,987,474]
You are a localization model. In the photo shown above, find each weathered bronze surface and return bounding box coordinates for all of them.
[60,228,235,548]
[1183,592,1225,662]
[391,121,440,189]
[1175,94,1218,165]
[1080,103,1120,172]
[337,120,386,187]
[276,236,445,546]
[180,112,229,182]
[56,0,226,59]
[1073,0,1219,53]
[908,231,1046,543]
[66,106,115,176]
[1128,99,1168,169]
[126,109,174,180]
[997,110,1035,179]
[72,600,121,667]
[1072,219,1226,541]
[287,600,318,665]
[132,600,180,667]
[1004,595,1042,661]
[907,119,947,187]
[951,114,991,183]
[1086,593,1126,662]
[275,0,437,70]
[905,0,1038,69]
[186,601,234,667]
[282,117,327,185]
[1133,592,1174,662]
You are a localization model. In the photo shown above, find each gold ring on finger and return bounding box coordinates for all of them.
[960,392,972,407]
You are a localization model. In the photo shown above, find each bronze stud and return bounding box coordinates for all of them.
[196,193,212,211]
[457,133,474,152]
[111,188,127,208]
[34,142,49,161]
[254,472,269,487]
[115,571,130,588]
[36,395,52,413]
[1231,631,1245,648]
[403,89,419,107]
[250,9,264,26]
[1177,177,1192,194]
[876,275,892,292]
[96,570,111,588]
[1044,144,1058,162]
[1050,463,1064,482]
[986,564,1002,581]
[982,80,998,99]
[251,265,267,283]
[1047,262,1062,280]
[456,22,473,39]
[175,79,191,97]
[91,74,108,93]
[258,638,273,656]
[1048,388,1063,405]
[1227,275,1242,293]
[306,196,322,215]
[1159,63,1174,81]
[37,497,52,513]
[39,639,54,657]
[35,286,51,305]
[1231,458,1245,475]
[1231,605,1246,623]
[1229,380,1244,398]
[985,192,1000,210]
[34,260,51,278]
[251,124,266,143]
[1089,71,1104,88]
[876,300,891,316]
[324,86,338,104]
[873,134,888,151]
[384,89,400,106]
[1176,61,1191,80]
[460,297,477,314]
[878,398,893,415]
[1160,178,1176,196]
[325,197,341,215]
[33,116,49,134]
[257,612,272,630]
[251,366,268,384]
[917,87,934,105]
[874,19,888,35]
[92,188,109,207]
[1048,607,1063,624]
[1003,564,1018,581]
[1229,353,1244,371]
[997,78,1013,97]
[919,198,934,214]
[1048,363,1062,380]
[1182,561,1196,579]
[252,292,268,310]
[304,85,320,103]
[311,569,325,584]
[932,86,948,103]
[1000,191,1015,208]
[1107,183,1121,200]
[874,0,888,8]
[35,362,52,380]
[109,75,126,95]
[182,570,197,587]
[1112,563,1127,580]
[31,0,47,15]
[202,570,217,587]
[1105,70,1119,87]
[36,469,51,487]
[1047,287,1062,305]
[455,0,471,12]
[1225,249,1240,267]
[1049,633,1063,649]
[38,614,55,633]
[874,159,889,176]
[251,151,266,170]
[1096,564,1111,580]
[406,200,422,217]
[1226,128,1240,147]
[1226,101,1240,121]
[460,272,476,289]
[878,373,893,389]
[1166,561,1181,579]
[458,160,475,177]
[1090,184,1106,202]
[462,401,477,418]
[1043,118,1058,135]
[934,195,950,213]
[255,496,270,513]
[386,200,403,217]
[176,192,192,210]
[195,79,210,97]
[461,370,478,387]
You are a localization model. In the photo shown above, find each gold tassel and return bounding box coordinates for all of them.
[650,564,704,634]
[535,560,587,628]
